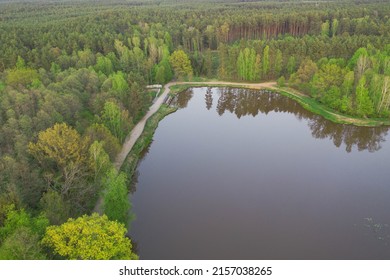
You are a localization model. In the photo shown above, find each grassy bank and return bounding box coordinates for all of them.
[169,79,390,127]
[169,84,192,95]
[275,86,390,127]
[121,105,177,182]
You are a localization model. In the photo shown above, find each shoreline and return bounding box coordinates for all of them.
[166,81,390,127]
[118,80,390,174]
[97,81,383,221]
[98,80,390,219]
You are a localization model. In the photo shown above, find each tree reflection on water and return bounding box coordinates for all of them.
[174,87,389,153]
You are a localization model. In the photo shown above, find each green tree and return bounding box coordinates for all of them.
[341,71,355,97]
[0,192,21,226]
[0,205,48,242]
[312,63,346,99]
[101,101,132,143]
[376,76,390,113]
[0,227,46,260]
[204,48,213,77]
[169,50,193,79]
[254,54,261,80]
[40,190,70,226]
[290,58,318,94]
[262,45,270,79]
[85,124,121,161]
[155,65,166,84]
[287,56,296,77]
[42,213,138,260]
[237,49,245,80]
[164,32,174,52]
[15,56,25,69]
[217,43,228,79]
[154,58,173,84]
[331,18,339,37]
[237,47,257,81]
[247,48,257,81]
[321,86,342,110]
[110,71,129,96]
[50,62,61,76]
[356,76,374,117]
[321,20,330,36]
[28,123,90,195]
[277,76,286,87]
[274,49,283,77]
[348,48,368,70]
[103,169,131,226]
[95,56,113,76]
[340,95,353,114]
[28,123,88,172]
[89,141,112,183]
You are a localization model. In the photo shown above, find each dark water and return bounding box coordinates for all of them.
[130,87,390,260]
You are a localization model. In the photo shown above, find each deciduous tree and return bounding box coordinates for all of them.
[42,213,138,260]
[0,227,46,260]
[169,50,193,79]
[262,45,270,79]
[103,169,131,226]
[101,101,132,143]
[28,123,89,195]
[356,76,374,117]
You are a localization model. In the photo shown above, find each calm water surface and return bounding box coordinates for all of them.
[130,87,390,259]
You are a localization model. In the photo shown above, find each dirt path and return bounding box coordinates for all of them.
[113,85,169,170]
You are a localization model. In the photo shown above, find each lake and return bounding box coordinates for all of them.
[129,87,390,259]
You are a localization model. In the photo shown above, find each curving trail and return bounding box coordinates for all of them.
[113,81,277,171]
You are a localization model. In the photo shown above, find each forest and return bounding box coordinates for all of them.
[0,0,389,259]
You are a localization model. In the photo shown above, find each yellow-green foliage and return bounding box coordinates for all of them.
[169,50,193,79]
[42,213,138,260]
[28,123,89,169]
[28,123,92,196]
[89,140,112,182]
[6,68,39,87]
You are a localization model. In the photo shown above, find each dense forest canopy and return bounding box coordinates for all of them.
[0,0,389,259]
